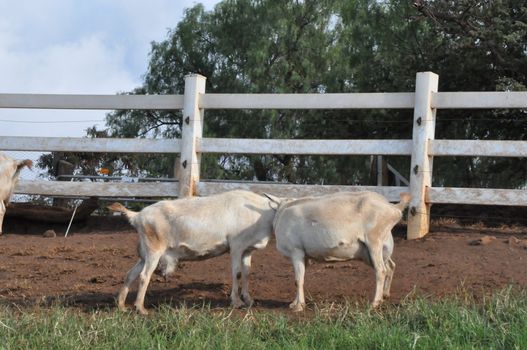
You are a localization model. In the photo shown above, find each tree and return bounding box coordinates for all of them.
[107,0,369,185]
[42,0,526,189]
[410,0,527,188]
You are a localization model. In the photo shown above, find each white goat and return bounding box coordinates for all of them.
[108,190,275,315]
[0,152,32,235]
[270,191,411,311]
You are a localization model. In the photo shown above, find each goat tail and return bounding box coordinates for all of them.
[17,159,33,171]
[12,159,33,179]
[394,192,411,211]
[262,192,281,210]
[107,202,138,220]
[11,159,33,181]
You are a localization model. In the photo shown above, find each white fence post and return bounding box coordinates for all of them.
[407,72,439,239]
[179,74,206,197]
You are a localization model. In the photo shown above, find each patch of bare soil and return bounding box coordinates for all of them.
[0,216,526,313]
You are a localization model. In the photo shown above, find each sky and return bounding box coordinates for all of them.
[0,0,218,139]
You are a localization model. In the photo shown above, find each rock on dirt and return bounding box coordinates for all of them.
[508,236,527,249]
[42,229,57,238]
[469,235,496,246]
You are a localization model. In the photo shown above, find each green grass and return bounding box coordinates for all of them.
[1,288,526,349]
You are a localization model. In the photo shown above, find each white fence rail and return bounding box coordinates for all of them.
[0,136,180,153]
[1,72,526,239]
[0,94,184,110]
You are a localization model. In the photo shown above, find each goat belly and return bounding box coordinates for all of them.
[306,241,363,262]
[174,241,229,261]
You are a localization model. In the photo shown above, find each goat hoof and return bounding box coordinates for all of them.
[231,299,244,309]
[289,302,305,312]
[135,306,149,315]
[371,301,382,309]
[241,295,254,307]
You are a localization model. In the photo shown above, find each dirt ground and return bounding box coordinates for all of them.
[1,214,526,313]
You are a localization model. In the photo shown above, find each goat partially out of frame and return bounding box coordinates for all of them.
[0,152,32,235]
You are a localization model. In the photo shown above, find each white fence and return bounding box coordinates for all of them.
[1,72,526,239]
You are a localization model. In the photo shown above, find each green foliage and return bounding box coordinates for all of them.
[1,288,526,349]
[38,127,178,179]
[60,0,526,188]
[411,0,527,188]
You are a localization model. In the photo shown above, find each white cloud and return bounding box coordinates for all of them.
[0,0,220,142]
[0,0,221,93]
[0,31,139,138]
[0,34,137,93]
[0,0,221,182]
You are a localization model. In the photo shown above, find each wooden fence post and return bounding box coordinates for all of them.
[407,72,438,239]
[178,74,206,197]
